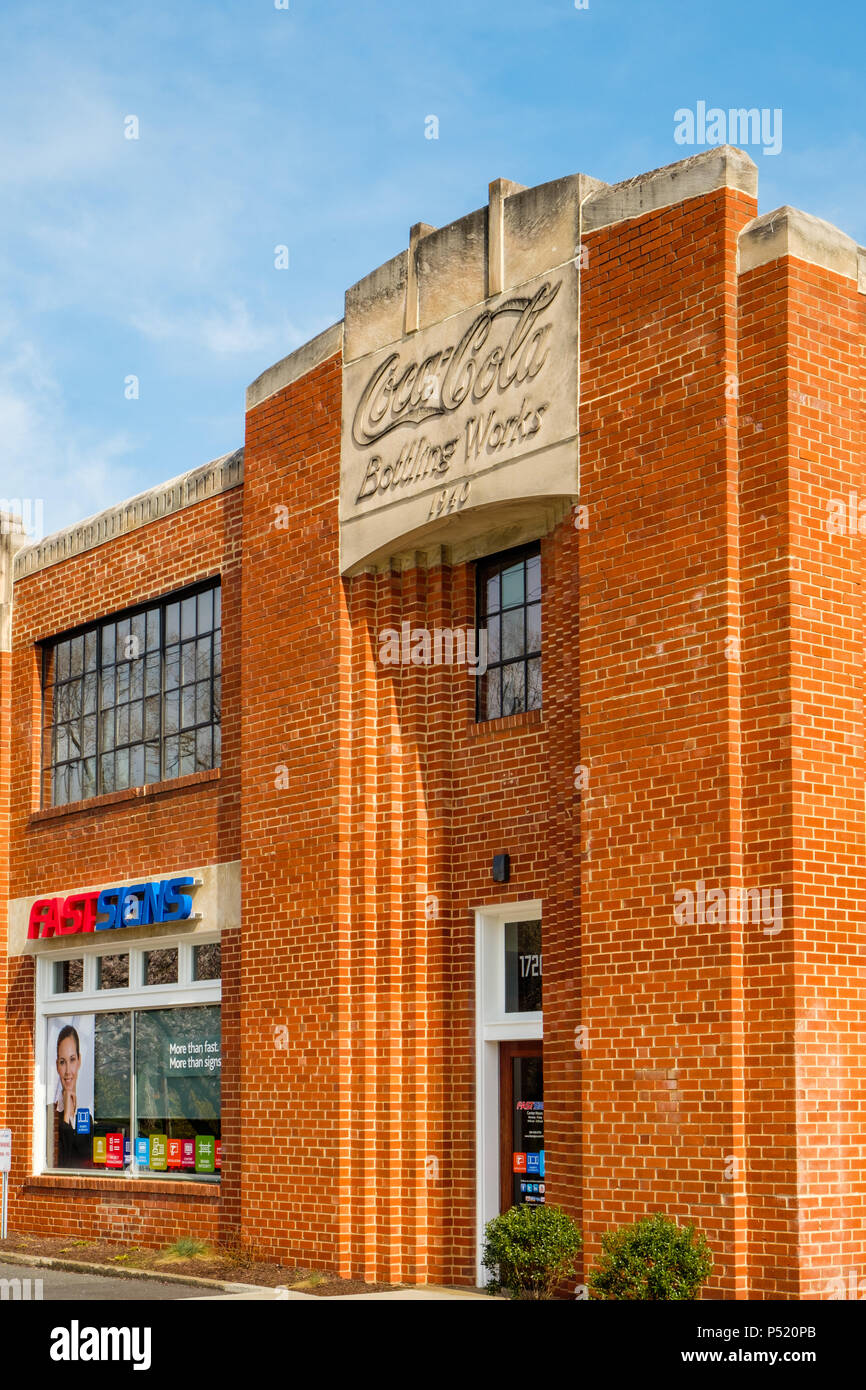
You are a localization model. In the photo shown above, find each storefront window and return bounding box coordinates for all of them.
[94,1012,132,1167]
[135,1006,220,1173]
[40,936,221,1179]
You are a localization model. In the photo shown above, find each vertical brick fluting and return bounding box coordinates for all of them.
[578,184,757,1298]
[739,248,866,1297]
[239,351,348,1269]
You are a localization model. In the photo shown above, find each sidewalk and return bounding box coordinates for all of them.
[0,1250,491,1300]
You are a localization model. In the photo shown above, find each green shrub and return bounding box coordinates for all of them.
[588,1214,713,1300]
[482,1204,582,1299]
[166,1236,209,1259]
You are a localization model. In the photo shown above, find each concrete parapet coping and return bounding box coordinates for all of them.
[343,171,606,366]
[581,145,758,234]
[245,321,343,411]
[13,449,244,581]
[251,149,761,400]
[739,204,864,285]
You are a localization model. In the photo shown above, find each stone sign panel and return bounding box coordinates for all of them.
[340,265,578,573]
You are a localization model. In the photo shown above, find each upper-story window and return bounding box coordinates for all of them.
[475,544,542,721]
[41,579,221,807]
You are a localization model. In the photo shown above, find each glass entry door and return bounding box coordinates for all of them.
[499,1041,544,1211]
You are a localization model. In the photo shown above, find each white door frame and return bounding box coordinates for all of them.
[474,900,542,1285]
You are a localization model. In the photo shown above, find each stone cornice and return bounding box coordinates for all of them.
[738,205,864,285]
[245,322,343,411]
[14,448,244,580]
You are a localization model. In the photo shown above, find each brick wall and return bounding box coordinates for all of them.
[241,346,581,1284]
[339,537,579,1285]
[3,487,242,1244]
[578,184,757,1298]
[238,353,347,1269]
[1,165,862,1298]
[739,250,866,1297]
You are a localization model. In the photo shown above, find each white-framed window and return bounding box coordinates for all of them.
[474,900,542,1282]
[476,900,543,1041]
[35,934,221,1181]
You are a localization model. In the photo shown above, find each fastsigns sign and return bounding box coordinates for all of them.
[27,875,198,941]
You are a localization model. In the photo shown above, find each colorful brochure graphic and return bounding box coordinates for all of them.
[106,1132,124,1168]
[149,1134,167,1171]
[195,1136,215,1173]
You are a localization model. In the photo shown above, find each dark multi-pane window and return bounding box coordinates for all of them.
[42,580,221,807]
[476,545,541,722]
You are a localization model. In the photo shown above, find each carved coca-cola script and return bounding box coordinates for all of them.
[351,281,561,448]
[340,264,578,574]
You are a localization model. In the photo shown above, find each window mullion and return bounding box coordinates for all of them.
[160,598,165,783]
[96,625,102,795]
[523,562,529,713]
[130,1009,137,1175]
[40,646,46,809]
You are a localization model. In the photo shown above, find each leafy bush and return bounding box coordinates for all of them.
[482,1204,582,1299]
[588,1214,713,1300]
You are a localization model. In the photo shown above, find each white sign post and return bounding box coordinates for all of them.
[0,1129,11,1240]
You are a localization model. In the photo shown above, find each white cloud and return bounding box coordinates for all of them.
[131,296,300,358]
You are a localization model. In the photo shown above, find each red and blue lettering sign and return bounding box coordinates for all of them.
[27,876,197,941]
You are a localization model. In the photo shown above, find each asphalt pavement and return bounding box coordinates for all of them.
[0,1259,491,1300]
[0,1260,205,1301]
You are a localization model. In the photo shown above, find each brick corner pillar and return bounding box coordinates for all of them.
[738,207,866,1299]
[239,324,350,1271]
[0,517,29,1131]
[578,148,758,1298]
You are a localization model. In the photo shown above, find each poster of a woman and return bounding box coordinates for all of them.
[47,1016,94,1169]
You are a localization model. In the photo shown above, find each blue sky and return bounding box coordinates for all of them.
[1,0,864,539]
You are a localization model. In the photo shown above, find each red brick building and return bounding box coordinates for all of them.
[1,146,864,1298]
